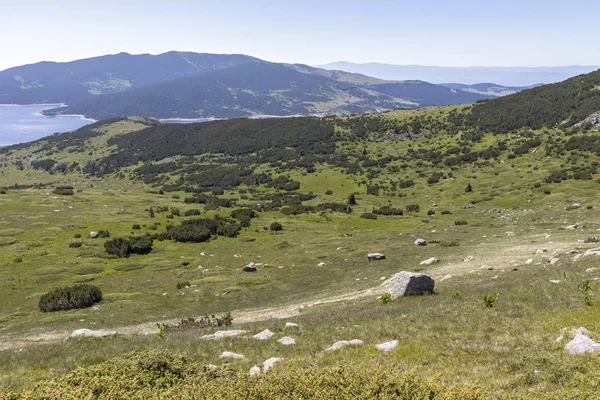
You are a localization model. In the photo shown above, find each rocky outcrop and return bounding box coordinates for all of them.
[253,329,275,340]
[375,340,398,352]
[200,330,247,340]
[419,257,438,265]
[324,339,364,352]
[219,351,245,359]
[367,253,386,261]
[382,271,435,298]
[575,111,600,130]
[70,329,117,338]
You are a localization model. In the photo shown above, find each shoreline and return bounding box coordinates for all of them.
[0,103,66,107]
[33,111,97,122]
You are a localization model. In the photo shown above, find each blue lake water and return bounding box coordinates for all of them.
[0,104,94,146]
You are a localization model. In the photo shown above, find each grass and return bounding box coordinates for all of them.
[1,108,600,397]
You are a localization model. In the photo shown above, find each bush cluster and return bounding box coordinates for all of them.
[39,284,102,312]
[104,236,153,258]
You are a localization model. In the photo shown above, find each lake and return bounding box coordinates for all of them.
[0,104,94,146]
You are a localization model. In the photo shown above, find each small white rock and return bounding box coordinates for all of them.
[253,329,275,340]
[219,351,245,359]
[375,340,399,352]
[263,357,284,373]
[278,336,296,345]
[324,339,364,352]
[250,366,261,376]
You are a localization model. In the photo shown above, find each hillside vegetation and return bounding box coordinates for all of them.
[1,84,600,398]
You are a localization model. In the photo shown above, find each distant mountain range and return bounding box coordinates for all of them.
[439,83,542,97]
[0,52,495,119]
[316,62,600,87]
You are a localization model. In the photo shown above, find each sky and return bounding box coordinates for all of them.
[1,0,599,71]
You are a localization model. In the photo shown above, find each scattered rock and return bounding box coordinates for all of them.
[566,332,600,355]
[278,336,296,345]
[414,239,427,246]
[583,248,600,257]
[440,274,452,282]
[550,280,561,284]
[375,340,399,352]
[419,257,438,265]
[548,258,559,265]
[571,203,581,209]
[253,329,275,340]
[243,262,257,272]
[89,231,98,238]
[285,322,301,331]
[324,339,364,352]
[382,271,435,298]
[263,357,284,373]
[525,259,534,265]
[566,225,578,230]
[463,256,473,262]
[219,351,245,359]
[250,366,261,376]
[201,330,247,340]
[91,305,100,311]
[586,268,598,273]
[492,275,499,280]
[317,261,327,267]
[367,253,386,261]
[572,254,583,262]
[480,265,493,270]
[70,329,117,338]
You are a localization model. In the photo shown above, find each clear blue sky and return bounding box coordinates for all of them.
[1,0,599,71]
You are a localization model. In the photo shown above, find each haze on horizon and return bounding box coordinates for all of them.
[1,0,600,72]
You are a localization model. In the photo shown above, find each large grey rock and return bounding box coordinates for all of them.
[324,339,364,352]
[70,329,117,338]
[382,271,434,298]
[201,330,247,340]
[278,336,296,345]
[367,253,386,261]
[565,333,600,355]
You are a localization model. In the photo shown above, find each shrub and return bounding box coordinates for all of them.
[360,212,377,220]
[184,209,201,216]
[325,190,333,195]
[366,185,380,196]
[97,230,111,238]
[427,209,436,216]
[465,182,473,192]
[483,292,499,308]
[270,222,283,231]
[69,242,83,248]
[450,290,461,299]
[74,233,82,238]
[347,193,357,205]
[132,224,141,230]
[373,205,403,216]
[454,220,468,226]
[380,293,392,304]
[406,204,420,213]
[105,236,153,258]
[176,281,191,289]
[39,284,102,312]
[128,236,154,255]
[52,185,74,196]
[441,210,452,215]
[157,313,233,333]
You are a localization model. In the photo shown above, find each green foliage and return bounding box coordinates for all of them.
[450,290,461,299]
[68,242,83,248]
[380,292,392,304]
[270,222,283,231]
[405,204,420,213]
[132,224,141,230]
[176,281,190,290]
[347,193,357,205]
[6,350,488,399]
[52,186,74,196]
[157,313,233,333]
[372,205,403,215]
[38,284,102,312]
[465,182,473,192]
[97,230,111,238]
[104,236,153,258]
[360,212,377,220]
[454,220,468,226]
[183,209,201,217]
[577,280,593,306]
[483,292,500,308]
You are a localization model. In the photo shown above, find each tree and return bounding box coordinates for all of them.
[347,193,357,205]
[465,183,473,192]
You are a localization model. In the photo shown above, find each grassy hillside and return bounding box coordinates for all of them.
[1,107,600,398]
[469,69,600,133]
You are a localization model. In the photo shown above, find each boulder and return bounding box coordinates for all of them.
[263,357,284,373]
[382,271,435,298]
[566,333,600,355]
[70,329,117,338]
[201,330,247,340]
[571,203,581,209]
[219,351,245,359]
[548,258,559,265]
[253,329,275,340]
[414,239,427,246]
[375,340,399,352]
[243,262,257,272]
[324,339,364,352]
[317,261,327,267]
[250,366,261,376]
[367,253,386,261]
[89,231,99,238]
[480,265,493,270]
[419,257,438,265]
[278,336,296,345]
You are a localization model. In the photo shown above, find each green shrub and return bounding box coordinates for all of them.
[97,230,111,238]
[132,224,141,230]
[454,220,468,226]
[406,204,420,213]
[373,205,403,215]
[441,210,452,215]
[184,209,201,216]
[360,212,377,220]
[380,293,392,304]
[483,292,499,308]
[105,236,153,258]
[69,242,83,248]
[52,186,74,196]
[347,193,357,205]
[157,313,233,333]
[39,284,102,312]
[270,222,283,231]
[176,281,191,289]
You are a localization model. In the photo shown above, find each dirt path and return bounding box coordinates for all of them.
[0,287,382,352]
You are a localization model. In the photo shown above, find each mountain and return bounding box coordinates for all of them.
[42,61,492,120]
[468,69,600,133]
[316,62,600,86]
[1,52,493,119]
[0,51,259,104]
[440,83,541,97]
